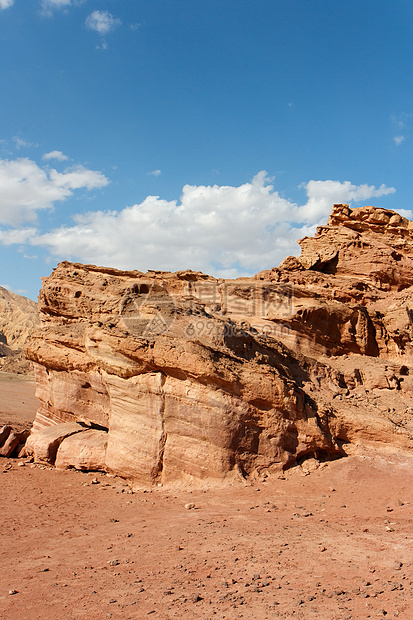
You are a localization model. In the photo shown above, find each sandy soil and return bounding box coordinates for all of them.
[1,374,413,620]
[0,372,37,431]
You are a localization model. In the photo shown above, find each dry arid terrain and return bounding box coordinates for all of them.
[3,204,413,619]
[1,373,413,620]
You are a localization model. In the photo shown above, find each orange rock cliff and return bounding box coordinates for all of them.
[25,204,413,486]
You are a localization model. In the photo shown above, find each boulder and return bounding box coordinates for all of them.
[55,429,108,471]
[25,422,85,464]
[0,430,29,458]
[0,425,12,446]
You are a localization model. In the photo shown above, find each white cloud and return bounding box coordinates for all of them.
[13,137,39,149]
[392,113,412,131]
[0,157,109,226]
[298,180,395,223]
[42,150,69,161]
[20,172,395,277]
[85,10,121,35]
[40,0,72,15]
[43,0,72,5]
[393,135,405,146]
[0,0,14,9]
[148,169,162,177]
[0,228,37,245]
[391,113,412,146]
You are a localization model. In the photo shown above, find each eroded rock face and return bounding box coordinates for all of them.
[0,286,39,373]
[26,204,413,485]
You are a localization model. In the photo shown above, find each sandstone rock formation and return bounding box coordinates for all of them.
[0,425,29,458]
[26,204,413,486]
[0,286,39,373]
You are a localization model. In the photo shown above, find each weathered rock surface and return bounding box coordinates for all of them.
[26,204,413,485]
[0,427,29,458]
[25,422,86,464]
[55,429,108,471]
[0,286,39,373]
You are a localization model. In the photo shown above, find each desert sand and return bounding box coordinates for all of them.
[1,373,412,620]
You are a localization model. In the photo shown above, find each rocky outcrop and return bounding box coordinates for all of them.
[0,287,39,373]
[26,204,413,486]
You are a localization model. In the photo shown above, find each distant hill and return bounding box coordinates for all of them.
[0,287,39,373]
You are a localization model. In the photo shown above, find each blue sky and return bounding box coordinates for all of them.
[1,0,412,299]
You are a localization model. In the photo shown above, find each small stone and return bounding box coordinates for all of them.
[108,559,120,566]
[8,590,18,595]
[91,478,100,485]
[385,526,395,532]
[185,502,196,510]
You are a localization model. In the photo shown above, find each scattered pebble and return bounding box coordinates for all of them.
[190,593,202,603]
[185,502,196,510]
[108,559,120,567]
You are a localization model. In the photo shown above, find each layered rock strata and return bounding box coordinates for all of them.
[26,204,413,485]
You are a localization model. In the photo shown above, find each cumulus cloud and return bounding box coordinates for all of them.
[85,10,121,35]
[0,157,109,226]
[148,169,162,177]
[42,150,69,161]
[0,227,37,245]
[21,172,396,277]
[0,0,14,10]
[298,180,395,223]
